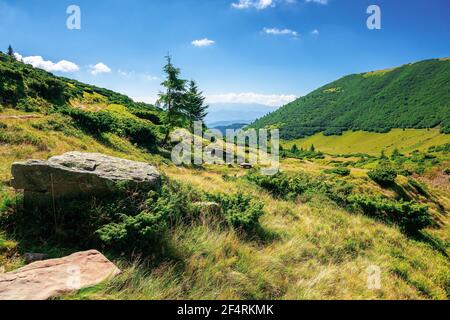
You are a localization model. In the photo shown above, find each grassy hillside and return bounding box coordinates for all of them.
[1,123,449,299]
[0,53,164,151]
[251,59,450,139]
[283,129,450,156]
[1,53,449,300]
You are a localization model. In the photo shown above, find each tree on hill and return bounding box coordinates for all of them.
[291,144,299,153]
[310,144,316,152]
[7,45,14,58]
[157,55,187,143]
[184,80,208,131]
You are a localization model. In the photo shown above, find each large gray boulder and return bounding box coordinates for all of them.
[11,152,160,207]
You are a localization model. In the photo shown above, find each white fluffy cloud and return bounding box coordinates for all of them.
[89,62,111,75]
[311,29,320,35]
[305,0,328,4]
[192,38,215,47]
[232,0,274,10]
[206,93,297,107]
[14,53,79,73]
[264,27,298,38]
[231,0,301,10]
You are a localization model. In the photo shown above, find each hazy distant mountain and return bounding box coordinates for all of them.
[210,123,249,134]
[205,103,278,126]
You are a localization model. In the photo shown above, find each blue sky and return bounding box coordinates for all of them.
[1,0,449,106]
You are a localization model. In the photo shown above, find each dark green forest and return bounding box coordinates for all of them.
[250,59,450,139]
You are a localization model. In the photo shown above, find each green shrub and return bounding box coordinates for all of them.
[324,167,351,176]
[0,184,14,215]
[62,108,158,149]
[1,179,202,254]
[95,181,203,252]
[205,193,265,231]
[28,77,66,104]
[349,195,432,233]
[0,64,24,105]
[16,97,55,113]
[246,172,292,199]
[246,171,353,206]
[368,164,398,186]
[0,124,48,150]
[130,109,162,125]
[2,178,264,254]
[444,168,450,175]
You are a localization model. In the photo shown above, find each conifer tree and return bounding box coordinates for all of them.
[184,80,208,131]
[7,45,14,58]
[157,55,186,142]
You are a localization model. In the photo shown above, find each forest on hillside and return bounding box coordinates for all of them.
[250,59,450,139]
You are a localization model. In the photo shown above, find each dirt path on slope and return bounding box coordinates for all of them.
[0,115,42,120]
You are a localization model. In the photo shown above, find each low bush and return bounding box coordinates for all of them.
[368,163,398,186]
[130,109,162,125]
[324,167,351,176]
[1,178,265,254]
[31,114,80,137]
[349,195,432,233]
[16,97,55,113]
[205,193,265,231]
[0,178,201,254]
[0,184,14,215]
[96,181,200,252]
[62,108,158,149]
[246,171,354,206]
[0,124,48,151]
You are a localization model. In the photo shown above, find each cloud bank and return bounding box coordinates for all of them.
[206,92,297,107]
[14,53,79,73]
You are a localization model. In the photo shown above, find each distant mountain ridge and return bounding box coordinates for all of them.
[250,59,450,140]
[210,122,248,134]
[205,103,278,126]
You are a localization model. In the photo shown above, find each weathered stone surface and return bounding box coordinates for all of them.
[0,250,120,300]
[11,152,160,206]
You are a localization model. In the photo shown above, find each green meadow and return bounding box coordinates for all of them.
[282,129,450,156]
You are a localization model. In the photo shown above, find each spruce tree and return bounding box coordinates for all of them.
[7,45,14,58]
[157,55,186,142]
[184,80,208,131]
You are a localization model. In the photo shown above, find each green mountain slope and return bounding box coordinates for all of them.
[0,52,163,149]
[250,59,450,139]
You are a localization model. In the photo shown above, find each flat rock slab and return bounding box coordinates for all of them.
[11,152,160,206]
[0,250,120,300]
